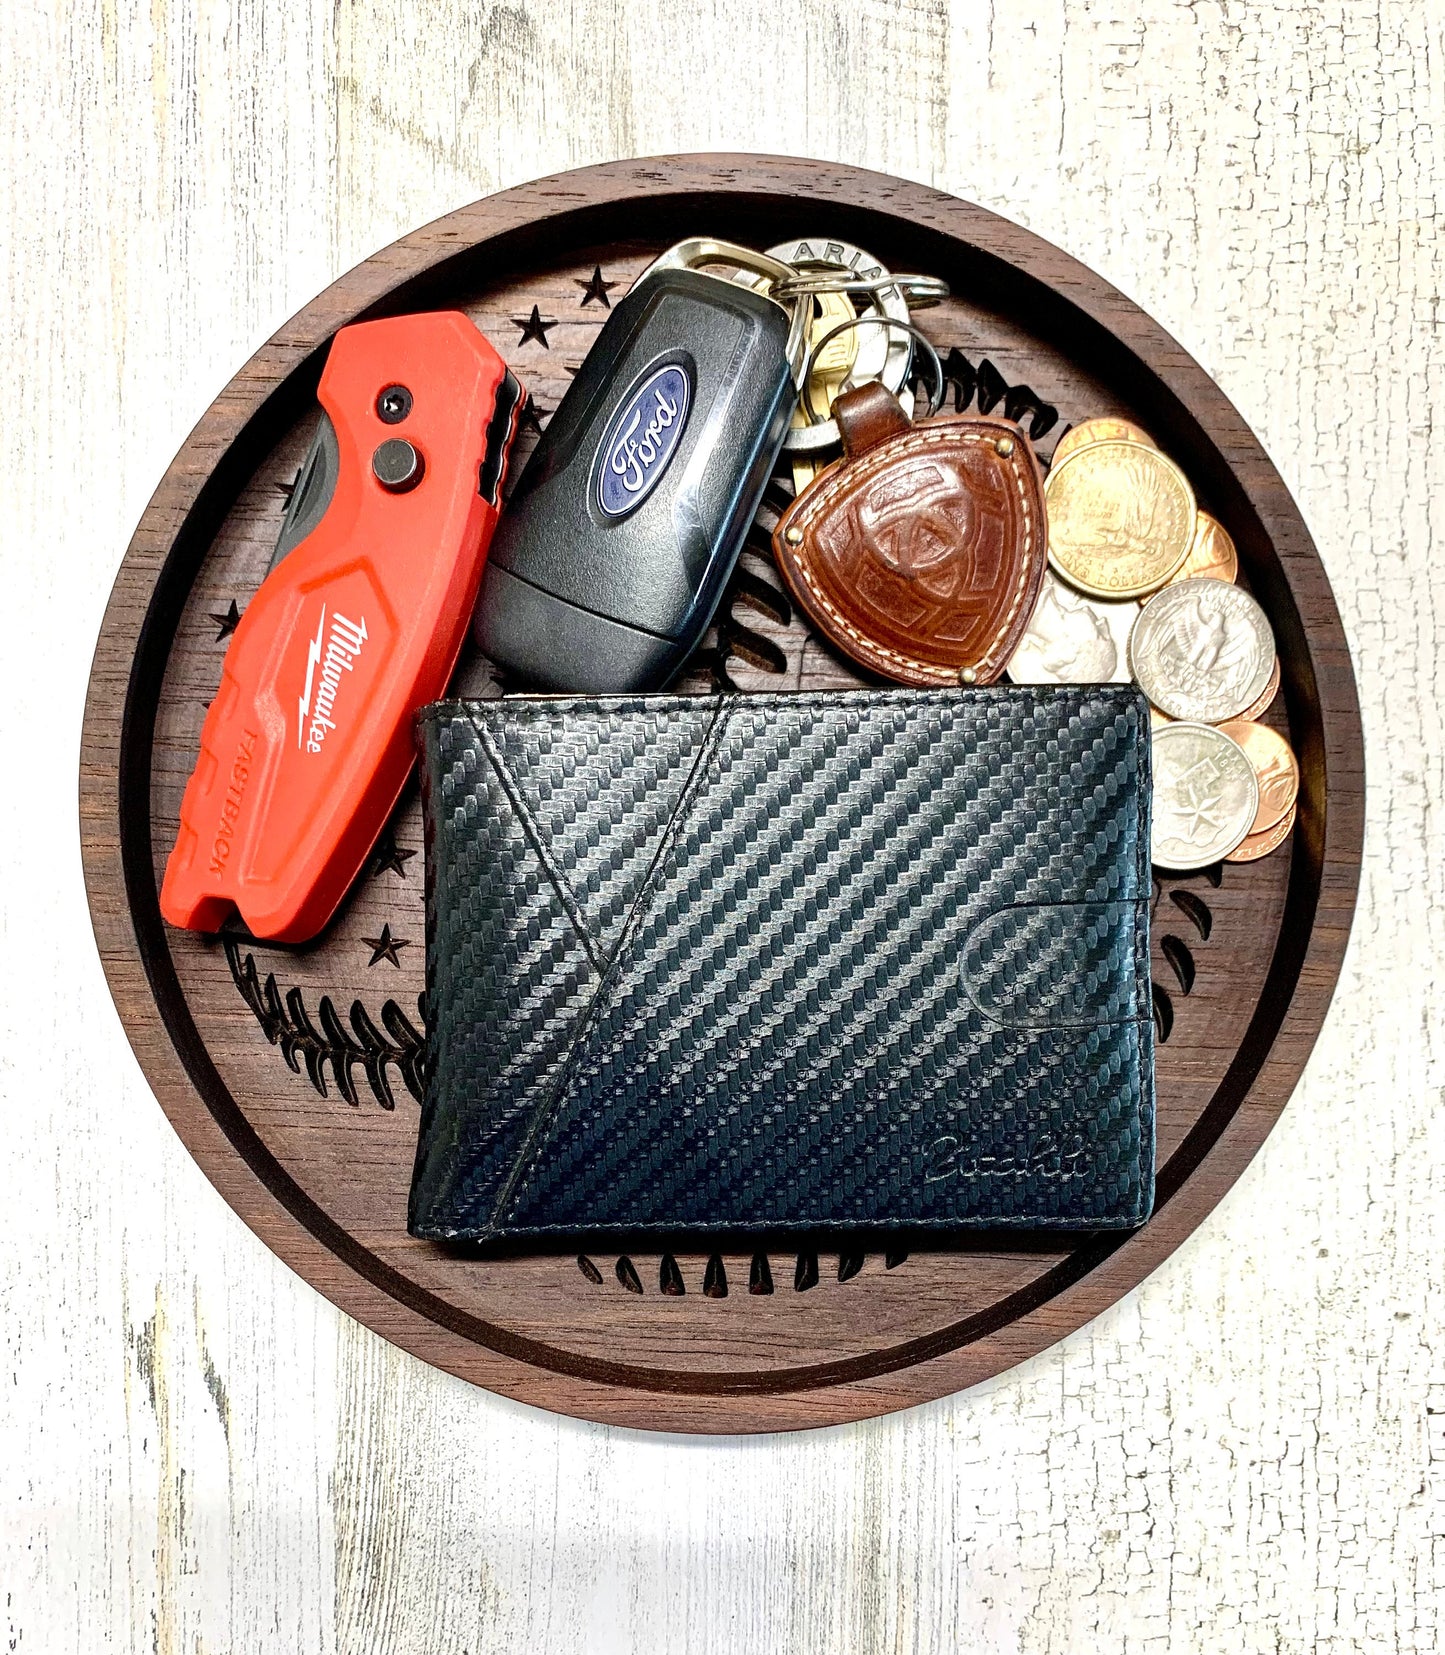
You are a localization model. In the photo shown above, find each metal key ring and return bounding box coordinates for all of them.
[801,316,946,425]
[773,272,950,310]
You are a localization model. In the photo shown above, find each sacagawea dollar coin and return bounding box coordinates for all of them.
[1045,439,1196,600]
[1235,656,1281,722]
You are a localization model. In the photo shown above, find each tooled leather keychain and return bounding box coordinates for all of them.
[772,318,1049,687]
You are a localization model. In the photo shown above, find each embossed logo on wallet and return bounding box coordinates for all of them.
[923,1131,1095,1184]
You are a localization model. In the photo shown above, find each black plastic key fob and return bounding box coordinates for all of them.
[474,239,807,692]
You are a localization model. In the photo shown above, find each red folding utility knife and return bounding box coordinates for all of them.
[160,310,523,943]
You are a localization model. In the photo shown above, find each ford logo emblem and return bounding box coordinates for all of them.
[595,364,692,519]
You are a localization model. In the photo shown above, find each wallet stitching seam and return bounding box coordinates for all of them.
[415,1214,1147,1238]
[473,720,607,977]
[1133,700,1155,1219]
[481,697,734,1234]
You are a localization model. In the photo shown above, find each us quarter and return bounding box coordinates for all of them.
[1006,571,1137,684]
[1129,578,1277,722]
[1235,656,1281,722]
[740,238,916,452]
[1150,721,1260,870]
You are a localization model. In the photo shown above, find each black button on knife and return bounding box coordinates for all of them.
[373,437,423,492]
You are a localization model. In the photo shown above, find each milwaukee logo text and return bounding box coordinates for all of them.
[297,607,369,755]
[209,729,259,876]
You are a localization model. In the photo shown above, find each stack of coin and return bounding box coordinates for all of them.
[1004,415,1299,870]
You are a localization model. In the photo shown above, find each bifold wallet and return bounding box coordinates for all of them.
[409,686,1154,1245]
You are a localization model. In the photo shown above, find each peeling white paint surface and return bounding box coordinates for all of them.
[1,2,1441,1650]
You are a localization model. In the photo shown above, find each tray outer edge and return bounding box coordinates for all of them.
[79,154,1365,1434]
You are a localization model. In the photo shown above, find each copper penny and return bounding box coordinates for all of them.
[1217,719,1299,833]
[1052,417,1155,467]
[1235,656,1281,722]
[1225,800,1297,863]
[1165,510,1238,588]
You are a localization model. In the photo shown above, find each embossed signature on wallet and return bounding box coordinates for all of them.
[923,1130,1095,1186]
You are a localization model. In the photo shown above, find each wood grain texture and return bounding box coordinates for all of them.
[4,2,1441,1651]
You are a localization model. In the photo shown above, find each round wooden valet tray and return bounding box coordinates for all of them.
[81,156,1363,1433]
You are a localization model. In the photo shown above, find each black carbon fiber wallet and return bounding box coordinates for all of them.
[409,687,1154,1244]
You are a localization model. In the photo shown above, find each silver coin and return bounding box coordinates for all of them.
[1129,578,1276,722]
[737,237,915,452]
[1150,721,1260,870]
[1005,571,1138,684]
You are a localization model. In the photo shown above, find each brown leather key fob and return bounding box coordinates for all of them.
[772,381,1048,686]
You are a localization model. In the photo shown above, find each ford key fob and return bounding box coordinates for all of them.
[474,239,808,692]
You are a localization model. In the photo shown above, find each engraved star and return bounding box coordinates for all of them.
[1176,787,1226,843]
[276,468,302,504]
[519,395,547,435]
[362,924,410,968]
[208,599,241,642]
[575,264,617,309]
[512,305,556,348]
[367,829,415,881]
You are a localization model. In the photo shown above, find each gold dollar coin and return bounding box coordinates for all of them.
[1165,510,1238,588]
[1051,416,1155,467]
[1045,440,1196,600]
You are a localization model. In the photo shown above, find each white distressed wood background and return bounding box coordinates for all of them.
[2,1,1441,1650]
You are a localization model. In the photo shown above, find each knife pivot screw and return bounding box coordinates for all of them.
[784,525,803,546]
[376,385,413,424]
[372,438,424,492]
[995,435,1015,457]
